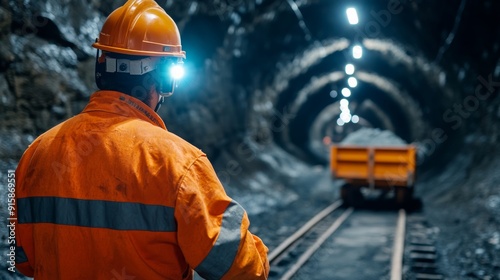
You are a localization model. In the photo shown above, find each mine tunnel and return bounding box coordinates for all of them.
[0,0,499,279]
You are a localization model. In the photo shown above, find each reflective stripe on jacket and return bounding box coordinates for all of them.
[15,90,269,279]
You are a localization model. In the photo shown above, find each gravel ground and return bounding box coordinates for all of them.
[291,210,397,280]
[247,167,340,251]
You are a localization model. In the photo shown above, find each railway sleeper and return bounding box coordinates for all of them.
[409,245,437,253]
[405,215,443,280]
[415,273,444,280]
[410,252,437,262]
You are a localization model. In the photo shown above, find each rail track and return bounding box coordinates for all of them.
[268,201,409,280]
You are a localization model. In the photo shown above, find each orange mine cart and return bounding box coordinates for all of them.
[330,145,416,206]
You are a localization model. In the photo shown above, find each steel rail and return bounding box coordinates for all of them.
[390,209,406,280]
[268,200,343,263]
[280,207,354,280]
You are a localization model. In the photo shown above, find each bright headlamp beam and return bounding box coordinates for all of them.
[346,8,359,25]
[170,64,185,80]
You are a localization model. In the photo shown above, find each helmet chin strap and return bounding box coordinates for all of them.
[153,72,177,112]
[154,95,165,112]
[154,92,174,112]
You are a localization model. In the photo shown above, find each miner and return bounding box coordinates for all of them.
[14,0,269,279]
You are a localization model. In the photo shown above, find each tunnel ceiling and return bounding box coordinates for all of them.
[190,0,500,164]
[1,0,499,163]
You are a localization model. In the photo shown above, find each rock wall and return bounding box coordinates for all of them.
[0,0,251,161]
[0,0,500,278]
[0,1,99,159]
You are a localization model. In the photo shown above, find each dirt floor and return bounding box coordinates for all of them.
[241,139,500,279]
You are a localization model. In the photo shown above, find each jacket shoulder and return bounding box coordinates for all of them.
[142,124,205,159]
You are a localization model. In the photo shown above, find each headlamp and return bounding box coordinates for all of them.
[157,58,185,97]
[169,64,185,80]
[96,50,185,98]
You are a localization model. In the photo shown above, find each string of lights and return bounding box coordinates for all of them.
[337,6,362,126]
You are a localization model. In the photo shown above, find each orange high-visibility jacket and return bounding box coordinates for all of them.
[15,90,269,280]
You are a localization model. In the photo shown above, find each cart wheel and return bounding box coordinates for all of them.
[341,185,364,207]
[396,187,413,208]
[341,185,350,205]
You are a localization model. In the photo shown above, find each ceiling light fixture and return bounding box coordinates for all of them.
[353,45,363,59]
[346,8,359,25]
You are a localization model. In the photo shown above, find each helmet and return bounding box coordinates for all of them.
[93,0,185,58]
[92,0,186,103]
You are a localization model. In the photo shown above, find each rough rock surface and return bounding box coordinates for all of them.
[419,142,500,279]
[0,0,500,279]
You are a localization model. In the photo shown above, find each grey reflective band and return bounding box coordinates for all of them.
[17,197,176,232]
[15,246,28,264]
[195,200,245,280]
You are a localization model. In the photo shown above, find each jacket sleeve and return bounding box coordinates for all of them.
[175,155,269,280]
[14,140,41,277]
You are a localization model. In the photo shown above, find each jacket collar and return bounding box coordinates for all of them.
[82,90,167,130]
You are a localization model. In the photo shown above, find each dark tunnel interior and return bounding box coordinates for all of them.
[0,0,499,279]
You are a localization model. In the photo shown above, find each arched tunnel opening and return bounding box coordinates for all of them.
[269,38,458,167]
[0,0,499,279]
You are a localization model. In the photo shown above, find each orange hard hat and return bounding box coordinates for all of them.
[92,0,185,58]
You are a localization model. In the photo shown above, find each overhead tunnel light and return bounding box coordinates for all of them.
[353,45,363,59]
[345,64,355,75]
[348,77,358,88]
[346,8,359,25]
[340,112,351,123]
[352,115,360,124]
[340,98,349,108]
[341,88,351,97]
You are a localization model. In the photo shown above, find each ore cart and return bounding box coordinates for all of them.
[330,145,416,207]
